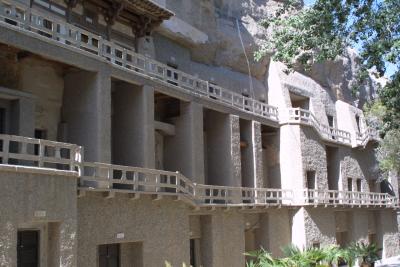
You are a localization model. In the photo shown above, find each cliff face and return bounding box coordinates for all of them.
[164,0,278,80]
[161,0,377,105]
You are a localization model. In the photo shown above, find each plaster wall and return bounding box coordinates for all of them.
[300,127,328,190]
[0,170,77,267]
[18,57,63,141]
[77,195,190,267]
[303,208,336,247]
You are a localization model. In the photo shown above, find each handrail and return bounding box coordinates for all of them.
[356,127,379,147]
[285,108,352,145]
[0,0,279,122]
[296,189,398,208]
[0,134,396,208]
[0,134,83,171]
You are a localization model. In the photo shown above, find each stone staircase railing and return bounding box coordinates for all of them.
[356,127,379,147]
[284,108,352,145]
[0,0,279,121]
[0,134,396,209]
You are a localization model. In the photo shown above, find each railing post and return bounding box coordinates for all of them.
[2,136,9,164]
[38,139,44,167]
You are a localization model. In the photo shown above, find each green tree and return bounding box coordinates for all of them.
[256,0,400,175]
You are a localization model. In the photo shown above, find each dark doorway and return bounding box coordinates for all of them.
[17,230,39,267]
[99,243,120,267]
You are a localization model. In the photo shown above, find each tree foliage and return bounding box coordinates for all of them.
[257,0,400,174]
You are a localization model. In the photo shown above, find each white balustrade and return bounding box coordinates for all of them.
[287,108,352,145]
[356,127,379,147]
[0,134,82,171]
[298,189,398,208]
[0,134,396,208]
[0,0,279,122]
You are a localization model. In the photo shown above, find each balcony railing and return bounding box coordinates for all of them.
[193,184,293,206]
[296,189,398,208]
[80,161,195,197]
[0,134,396,208]
[0,0,279,122]
[0,134,82,171]
[356,127,379,147]
[286,108,352,145]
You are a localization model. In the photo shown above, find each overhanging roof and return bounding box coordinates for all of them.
[126,0,174,21]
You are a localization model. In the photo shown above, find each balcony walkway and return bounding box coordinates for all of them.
[0,134,397,210]
[0,0,377,149]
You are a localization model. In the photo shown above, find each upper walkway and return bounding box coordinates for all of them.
[0,134,396,210]
[0,0,378,148]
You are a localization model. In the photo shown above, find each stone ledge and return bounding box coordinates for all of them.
[0,164,79,177]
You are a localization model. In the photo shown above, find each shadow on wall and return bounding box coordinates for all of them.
[380,180,396,196]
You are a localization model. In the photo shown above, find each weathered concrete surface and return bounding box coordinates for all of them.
[0,170,77,267]
[78,195,190,267]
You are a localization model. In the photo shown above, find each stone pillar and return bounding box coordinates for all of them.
[164,102,204,183]
[376,210,400,258]
[200,213,245,267]
[112,84,155,168]
[205,112,241,187]
[230,114,242,187]
[10,97,35,137]
[63,68,111,163]
[268,209,291,257]
[280,125,303,203]
[59,219,77,267]
[241,120,263,188]
[291,207,307,249]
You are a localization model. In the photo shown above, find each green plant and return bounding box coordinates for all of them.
[348,242,381,266]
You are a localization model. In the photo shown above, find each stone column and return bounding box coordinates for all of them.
[10,97,35,137]
[280,124,303,203]
[112,84,155,168]
[240,120,263,188]
[267,209,291,257]
[376,210,400,258]
[200,213,245,267]
[230,114,242,187]
[291,207,307,249]
[63,68,111,163]
[205,112,241,187]
[164,102,204,183]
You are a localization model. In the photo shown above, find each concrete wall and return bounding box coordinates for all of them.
[301,127,328,190]
[77,195,190,267]
[0,170,77,267]
[303,208,336,247]
[18,57,64,140]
